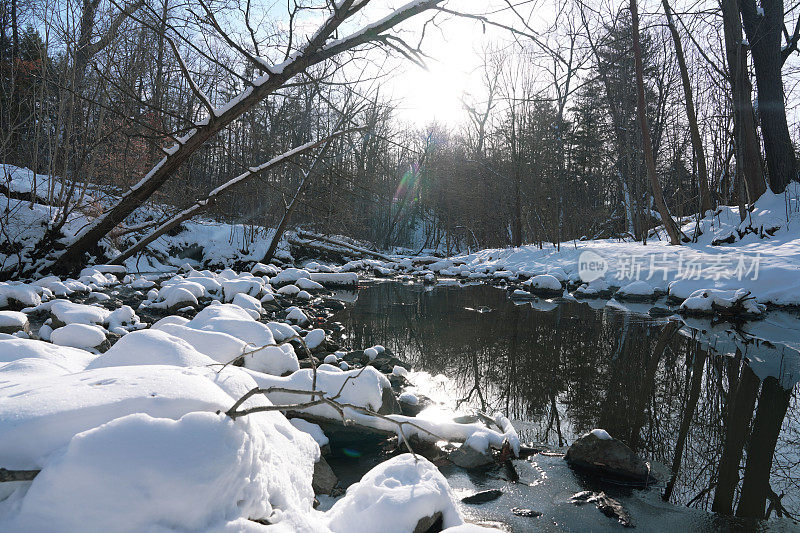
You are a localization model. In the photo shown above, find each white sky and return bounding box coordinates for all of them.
[378,0,544,127]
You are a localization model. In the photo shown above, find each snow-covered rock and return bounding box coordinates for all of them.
[271,268,310,286]
[231,292,262,318]
[8,411,320,532]
[615,280,657,301]
[222,278,262,302]
[44,300,110,327]
[278,284,301,296]
[0,310,29,334]
[296,277,324,291]
[286,306,310,325]
[679,288,765,318]
[244,343,299,376]
[304,328,326,350]
[50,324,107,350]
[524,274,562,296]
[326,454,463,532]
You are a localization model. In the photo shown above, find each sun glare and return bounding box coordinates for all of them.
[392,23,485,127]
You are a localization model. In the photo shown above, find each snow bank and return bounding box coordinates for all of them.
[448,185,800,306]
[0,365,238,469]
[9,411,320,532]
[309,272,359,286]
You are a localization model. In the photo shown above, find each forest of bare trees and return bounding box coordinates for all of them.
[1,0,800,277]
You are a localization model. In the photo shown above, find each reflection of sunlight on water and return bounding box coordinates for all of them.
[406,371,471,415]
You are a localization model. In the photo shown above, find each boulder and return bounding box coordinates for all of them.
[378,386,401,415]
[413,511,442,533]
[312,456,338,495]
[564,429,652,482]
[0,310,30,335]
[448,444,494,469]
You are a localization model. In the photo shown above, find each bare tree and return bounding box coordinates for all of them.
[630,0,681,244]
[662,0,712,214]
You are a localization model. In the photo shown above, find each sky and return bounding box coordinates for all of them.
[376,0,549,127]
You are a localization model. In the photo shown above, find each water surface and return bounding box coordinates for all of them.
[331,281,800,528]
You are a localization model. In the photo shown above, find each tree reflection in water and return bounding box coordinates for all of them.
[332,281,800,519]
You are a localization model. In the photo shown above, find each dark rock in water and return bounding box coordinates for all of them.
[413,511,443,533]
[448,444,494,469]
[388,373,409,391]
[564,430,652,482]
[399,393,431,417]
[261,300,282,313]
[461,489,503,504]
[312,456,338,495]
[378,386,401,415]
[569,491,634,528]
[321,298,346,311]
[511,508,542,518]
[648,306,674,318]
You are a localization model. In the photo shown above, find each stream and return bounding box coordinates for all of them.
[327,279,800,531]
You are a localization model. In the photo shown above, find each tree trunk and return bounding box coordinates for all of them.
[740,0,797,193]
[262,133,339,264]
[722,0,767,201]
[630,0,682,244]
[661,0,712,213]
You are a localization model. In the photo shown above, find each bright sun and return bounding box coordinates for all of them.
[390,20,487,127]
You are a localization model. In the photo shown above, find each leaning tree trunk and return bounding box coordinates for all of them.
[111,132,355,265]
[262,132,342,264]
[740,0,797,193]
[630,0,682,244]
[722,0,766,202]
[661,0,712,213]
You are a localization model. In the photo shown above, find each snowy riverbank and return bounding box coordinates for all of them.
[438,185,800,307]
[0,262,523,532]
